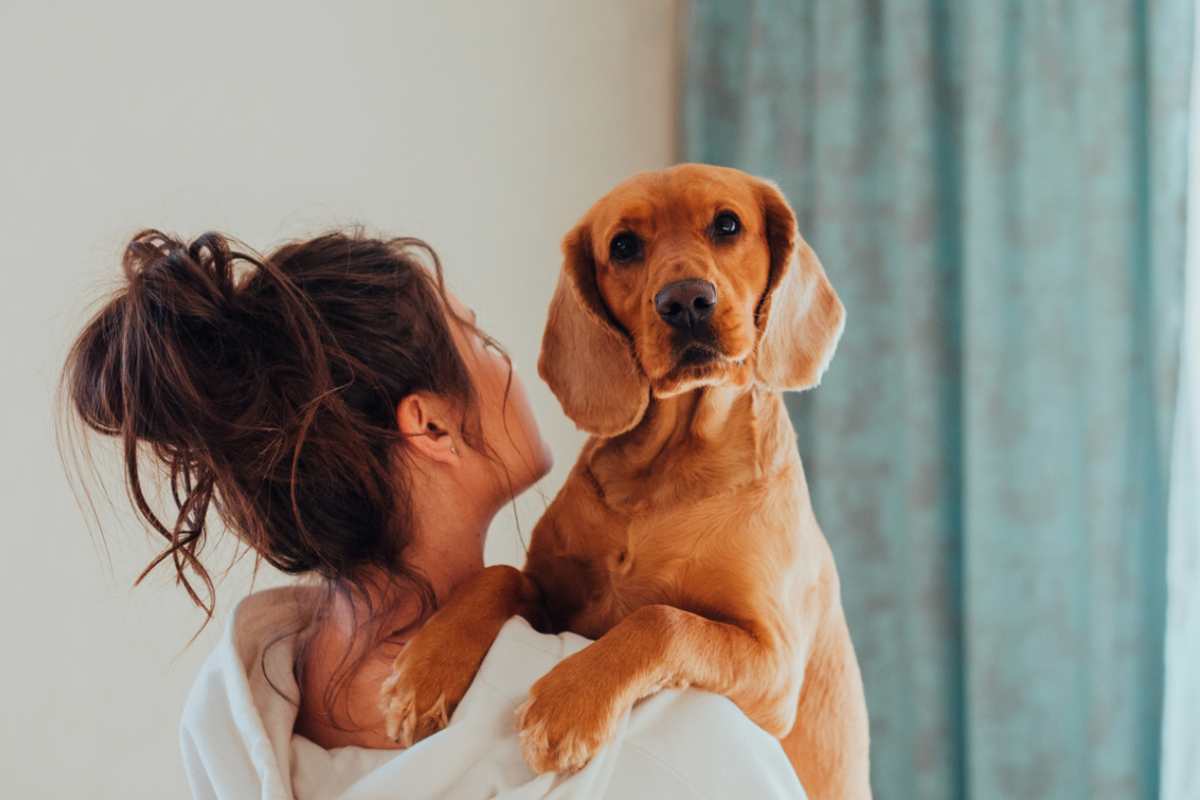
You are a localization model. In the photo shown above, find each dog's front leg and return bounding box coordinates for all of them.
[516,603,798,774]
[381,565,543,745]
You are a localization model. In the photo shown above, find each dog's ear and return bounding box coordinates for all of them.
[538,224,649,436]
[753,180,846,390]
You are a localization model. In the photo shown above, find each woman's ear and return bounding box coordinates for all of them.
[396,393,462,465]
[537,223,649,437]
[753,179,846,391]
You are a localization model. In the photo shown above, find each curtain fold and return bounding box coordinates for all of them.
[1162,7,1200,799]
[682,2,1192,798]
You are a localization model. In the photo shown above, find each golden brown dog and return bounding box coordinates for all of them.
[380,164,871,799]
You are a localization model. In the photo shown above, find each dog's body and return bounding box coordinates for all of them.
[381,165,871,799]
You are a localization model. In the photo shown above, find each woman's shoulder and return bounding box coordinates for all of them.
[180,587,317,796]
[293,601,406,750]
[182,586,310,713]
[182,603,804,799]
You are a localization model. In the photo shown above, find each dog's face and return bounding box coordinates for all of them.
[539,164,844,437]
[587,167,769,397]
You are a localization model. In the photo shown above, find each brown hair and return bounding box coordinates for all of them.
[61,228,502,717]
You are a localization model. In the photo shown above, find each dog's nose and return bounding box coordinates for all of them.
[654,280,717,331]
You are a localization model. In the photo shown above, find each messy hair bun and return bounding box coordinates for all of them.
[63,228,482,625]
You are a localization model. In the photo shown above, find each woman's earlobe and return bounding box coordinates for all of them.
[396,394,461,465]
[427,421,462,460]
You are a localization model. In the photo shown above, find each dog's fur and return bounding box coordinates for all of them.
[380,164,871,799]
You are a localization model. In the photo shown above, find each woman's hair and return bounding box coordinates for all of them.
[61,228,506,719]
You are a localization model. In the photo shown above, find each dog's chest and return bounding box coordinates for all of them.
[547,516,703,637]
[533,472,795,639]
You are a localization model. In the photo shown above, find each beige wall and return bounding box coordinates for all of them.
[0,2,677,795]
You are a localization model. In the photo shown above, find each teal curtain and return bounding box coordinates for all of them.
[682,2,1191,798]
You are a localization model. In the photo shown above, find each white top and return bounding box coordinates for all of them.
[179,586,805,799]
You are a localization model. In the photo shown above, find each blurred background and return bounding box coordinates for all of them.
[0,2,1195,799]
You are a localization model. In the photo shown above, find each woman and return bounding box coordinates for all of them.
[64,229,805,798]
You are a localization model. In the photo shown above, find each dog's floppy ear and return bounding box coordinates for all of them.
[754,180,846,390]
[538,224,649,436]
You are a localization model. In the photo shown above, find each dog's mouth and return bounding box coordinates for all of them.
[668,343,744,380]
[652,342,750,397]
[678,344,720,367]
[649,327,754,397]
[668,327,725,369]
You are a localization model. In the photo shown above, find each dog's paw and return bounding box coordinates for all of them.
[515,655,627,774]
[379,626,481,747]
[379,660,450,747]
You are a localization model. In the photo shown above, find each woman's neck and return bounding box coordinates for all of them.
[294,486,496,748]
[405,478,494,603]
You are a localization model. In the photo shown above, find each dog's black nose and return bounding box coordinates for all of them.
[654,280,717,331]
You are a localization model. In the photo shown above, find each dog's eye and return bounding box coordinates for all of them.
[609,232,642,263]
[712,212,741,239]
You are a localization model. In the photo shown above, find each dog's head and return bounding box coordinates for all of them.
[539,164,844,437]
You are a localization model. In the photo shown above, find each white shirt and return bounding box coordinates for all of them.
[180,586,805,799]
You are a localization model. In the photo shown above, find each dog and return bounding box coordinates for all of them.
[380,164,871,799]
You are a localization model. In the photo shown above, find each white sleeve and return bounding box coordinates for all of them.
[594,683,806,799]
[182,591,806,799]
[452,618,807,800]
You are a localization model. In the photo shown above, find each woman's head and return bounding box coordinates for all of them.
[62,228,551,623]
